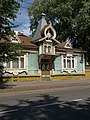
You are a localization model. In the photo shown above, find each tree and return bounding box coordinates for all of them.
[0,0,22,62]
[28,0,90,63]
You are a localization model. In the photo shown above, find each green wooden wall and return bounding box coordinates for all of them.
[28,53,39,75]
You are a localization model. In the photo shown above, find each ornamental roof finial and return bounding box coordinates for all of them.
[41,13,46,18]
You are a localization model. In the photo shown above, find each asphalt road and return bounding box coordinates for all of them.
[0,86,90,120]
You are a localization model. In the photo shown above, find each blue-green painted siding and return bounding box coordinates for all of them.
[77,54,84,74]
[28,53,38,75]
[54,54,85,75]
[54,56,61,74]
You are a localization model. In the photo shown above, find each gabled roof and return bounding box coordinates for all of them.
[65,42,72,48]
[0,33,38,49]
[17,34,38,48]
[56,42,86,53]
[56,47,86,53]
[0,38,5,43]
[32,15,60,44]
[0,35,21,43]
[56,42,66,48]
[56,40,72,49]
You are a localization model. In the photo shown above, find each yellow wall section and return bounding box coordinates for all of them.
[0,69,90,82]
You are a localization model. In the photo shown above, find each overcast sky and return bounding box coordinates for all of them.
[13,0,34,36]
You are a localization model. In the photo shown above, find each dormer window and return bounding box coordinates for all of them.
[11,37,18,43]
[10,35,21,43]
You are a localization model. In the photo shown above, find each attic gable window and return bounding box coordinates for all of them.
[65,43,71,48]
[11,37,18,43]
[10,36,20,43]
[64,38,72,48]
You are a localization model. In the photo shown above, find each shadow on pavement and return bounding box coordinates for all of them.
[0,95,90,120]
[0,82,16,89]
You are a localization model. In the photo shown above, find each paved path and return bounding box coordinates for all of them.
[0,78,90,94]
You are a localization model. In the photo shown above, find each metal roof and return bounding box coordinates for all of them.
[33,16,47,41]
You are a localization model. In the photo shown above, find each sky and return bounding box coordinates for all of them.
[13,0,34,36]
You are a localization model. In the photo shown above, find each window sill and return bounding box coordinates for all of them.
[6,68,26,70]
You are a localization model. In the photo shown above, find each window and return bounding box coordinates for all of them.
[72,57,74,68]
[67,57,71,68]
[43,44,52,54]
[7,62,10,68]
[44,45,47,53]
[62,55,75,69]
[11,36,19,43]
[6,55,25,69]
[0,62,3,70]
[20,57,24,68]
[48,46,51,53]
[12,58,19,68]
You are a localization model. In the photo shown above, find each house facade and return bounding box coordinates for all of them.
[0,16,85,81]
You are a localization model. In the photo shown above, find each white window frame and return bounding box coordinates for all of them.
[62,54,76,70]
[43,42,52,54]
[6,55,25,69]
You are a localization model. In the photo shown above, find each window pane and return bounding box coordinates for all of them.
[67,60,71,68]
[63,56,75,69]
[12,58,19,68]
[63,55,66,58]
[7,62,10,68]
[44,46,47,53]
[0,62,3,70]
[72,60,74,68]
[72,57,74,59]
[48,46,51,53]
[20,58,24,68]
[67,56,71,59]
[63,59,66,68]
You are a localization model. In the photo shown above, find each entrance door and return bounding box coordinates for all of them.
[41,59,50,80]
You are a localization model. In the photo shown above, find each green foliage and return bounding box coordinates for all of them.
[0,0,22,62]
[0,0,22,37]
[28,0,90,62]
[0,42,22,62]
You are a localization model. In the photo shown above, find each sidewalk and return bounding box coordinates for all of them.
[0,78,90,93]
